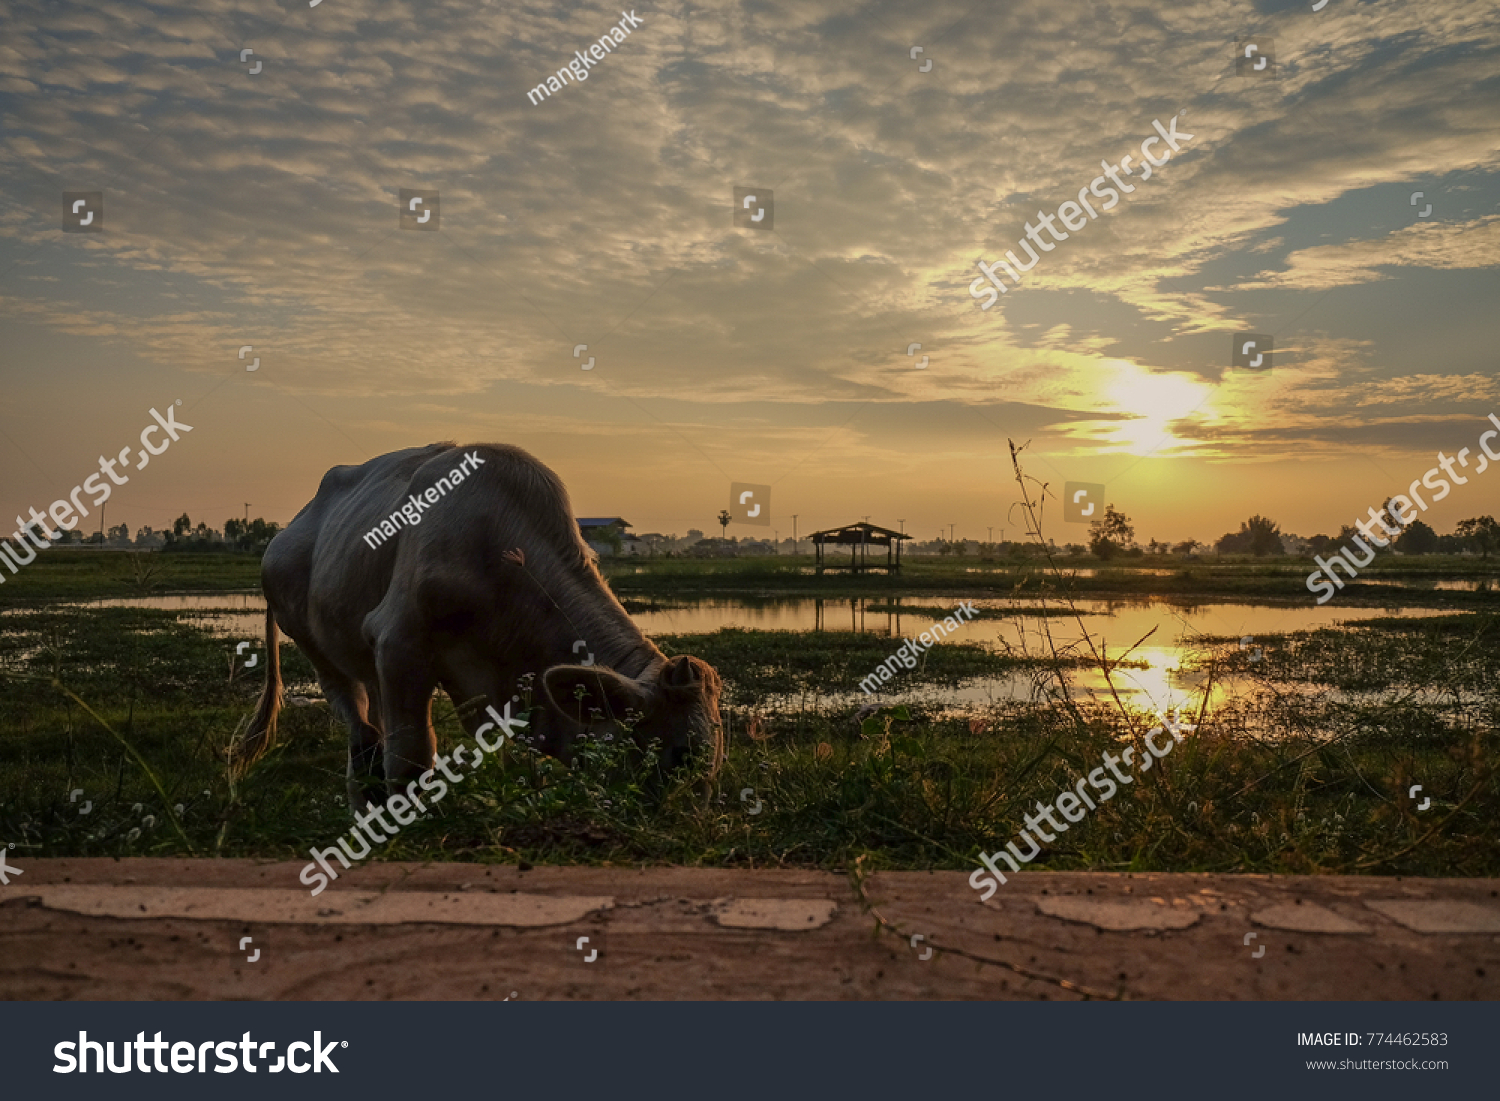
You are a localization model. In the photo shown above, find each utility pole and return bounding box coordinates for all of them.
[949,523,955,542]
[245,503,251,523]
[774,529,779,554]
[897,518,905,534]
[988,526,993,543]
[791,514,798,555]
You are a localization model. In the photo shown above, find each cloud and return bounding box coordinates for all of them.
[0,0,1496,536]
[1235,215,1500,290]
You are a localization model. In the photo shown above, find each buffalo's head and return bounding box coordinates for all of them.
[539,653,724,787]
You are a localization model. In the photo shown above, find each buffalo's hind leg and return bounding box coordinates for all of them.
[335,679,386,811]
[298,641,385,810]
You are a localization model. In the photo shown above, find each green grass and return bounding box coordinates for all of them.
[2,549,1496,607]
[599,553,1500,608]
[2,578,1496,879]
[0,550,262,605]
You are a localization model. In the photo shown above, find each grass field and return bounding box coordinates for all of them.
[1,551,1497,882]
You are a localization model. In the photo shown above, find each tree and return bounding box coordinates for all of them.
[1244,515,1282,557]
[1378,497,1407,538]
[1394,519,1438,555]
[172,513,192,537]
[1088,505,1134,560]
[717,510,731,538]
[1172,539,1199,555]
[1215,529,1249,554]
[1455,516,1500,559]
[246,518,278,546]
[1217,515,1281,556]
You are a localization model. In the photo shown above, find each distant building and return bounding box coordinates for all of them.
[690,538,737,558]
[577,517,630,539]
[808,522,911,573]
[577,517,631,557]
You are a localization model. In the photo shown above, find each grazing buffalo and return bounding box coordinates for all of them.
[228,442,723,808]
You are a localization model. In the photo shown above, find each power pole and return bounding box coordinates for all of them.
[245,503,251,523]
[897,518,905,534]
[988,526,993,543]
[791,514,798,555]
[949,523,955,542]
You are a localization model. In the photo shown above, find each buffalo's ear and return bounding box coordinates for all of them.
[660,654,720,697]
[542,664,652,723]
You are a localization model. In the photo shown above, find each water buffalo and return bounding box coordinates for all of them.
[228,442,723,809]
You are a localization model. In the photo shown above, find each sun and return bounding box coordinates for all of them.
[1098,363,1215,456]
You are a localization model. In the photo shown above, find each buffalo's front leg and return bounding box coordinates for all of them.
[375,639,438,801]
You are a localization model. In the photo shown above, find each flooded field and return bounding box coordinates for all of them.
[23,591,1465,721]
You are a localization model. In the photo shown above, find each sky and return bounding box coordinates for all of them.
[1,0,1498,547]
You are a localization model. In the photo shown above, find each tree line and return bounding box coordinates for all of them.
[1086,504,1499,560]
[50,514,282,552]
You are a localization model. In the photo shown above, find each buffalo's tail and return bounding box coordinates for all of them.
[228,606,283,775]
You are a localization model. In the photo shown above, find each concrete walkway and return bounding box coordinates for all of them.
[3,859,1498,999]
